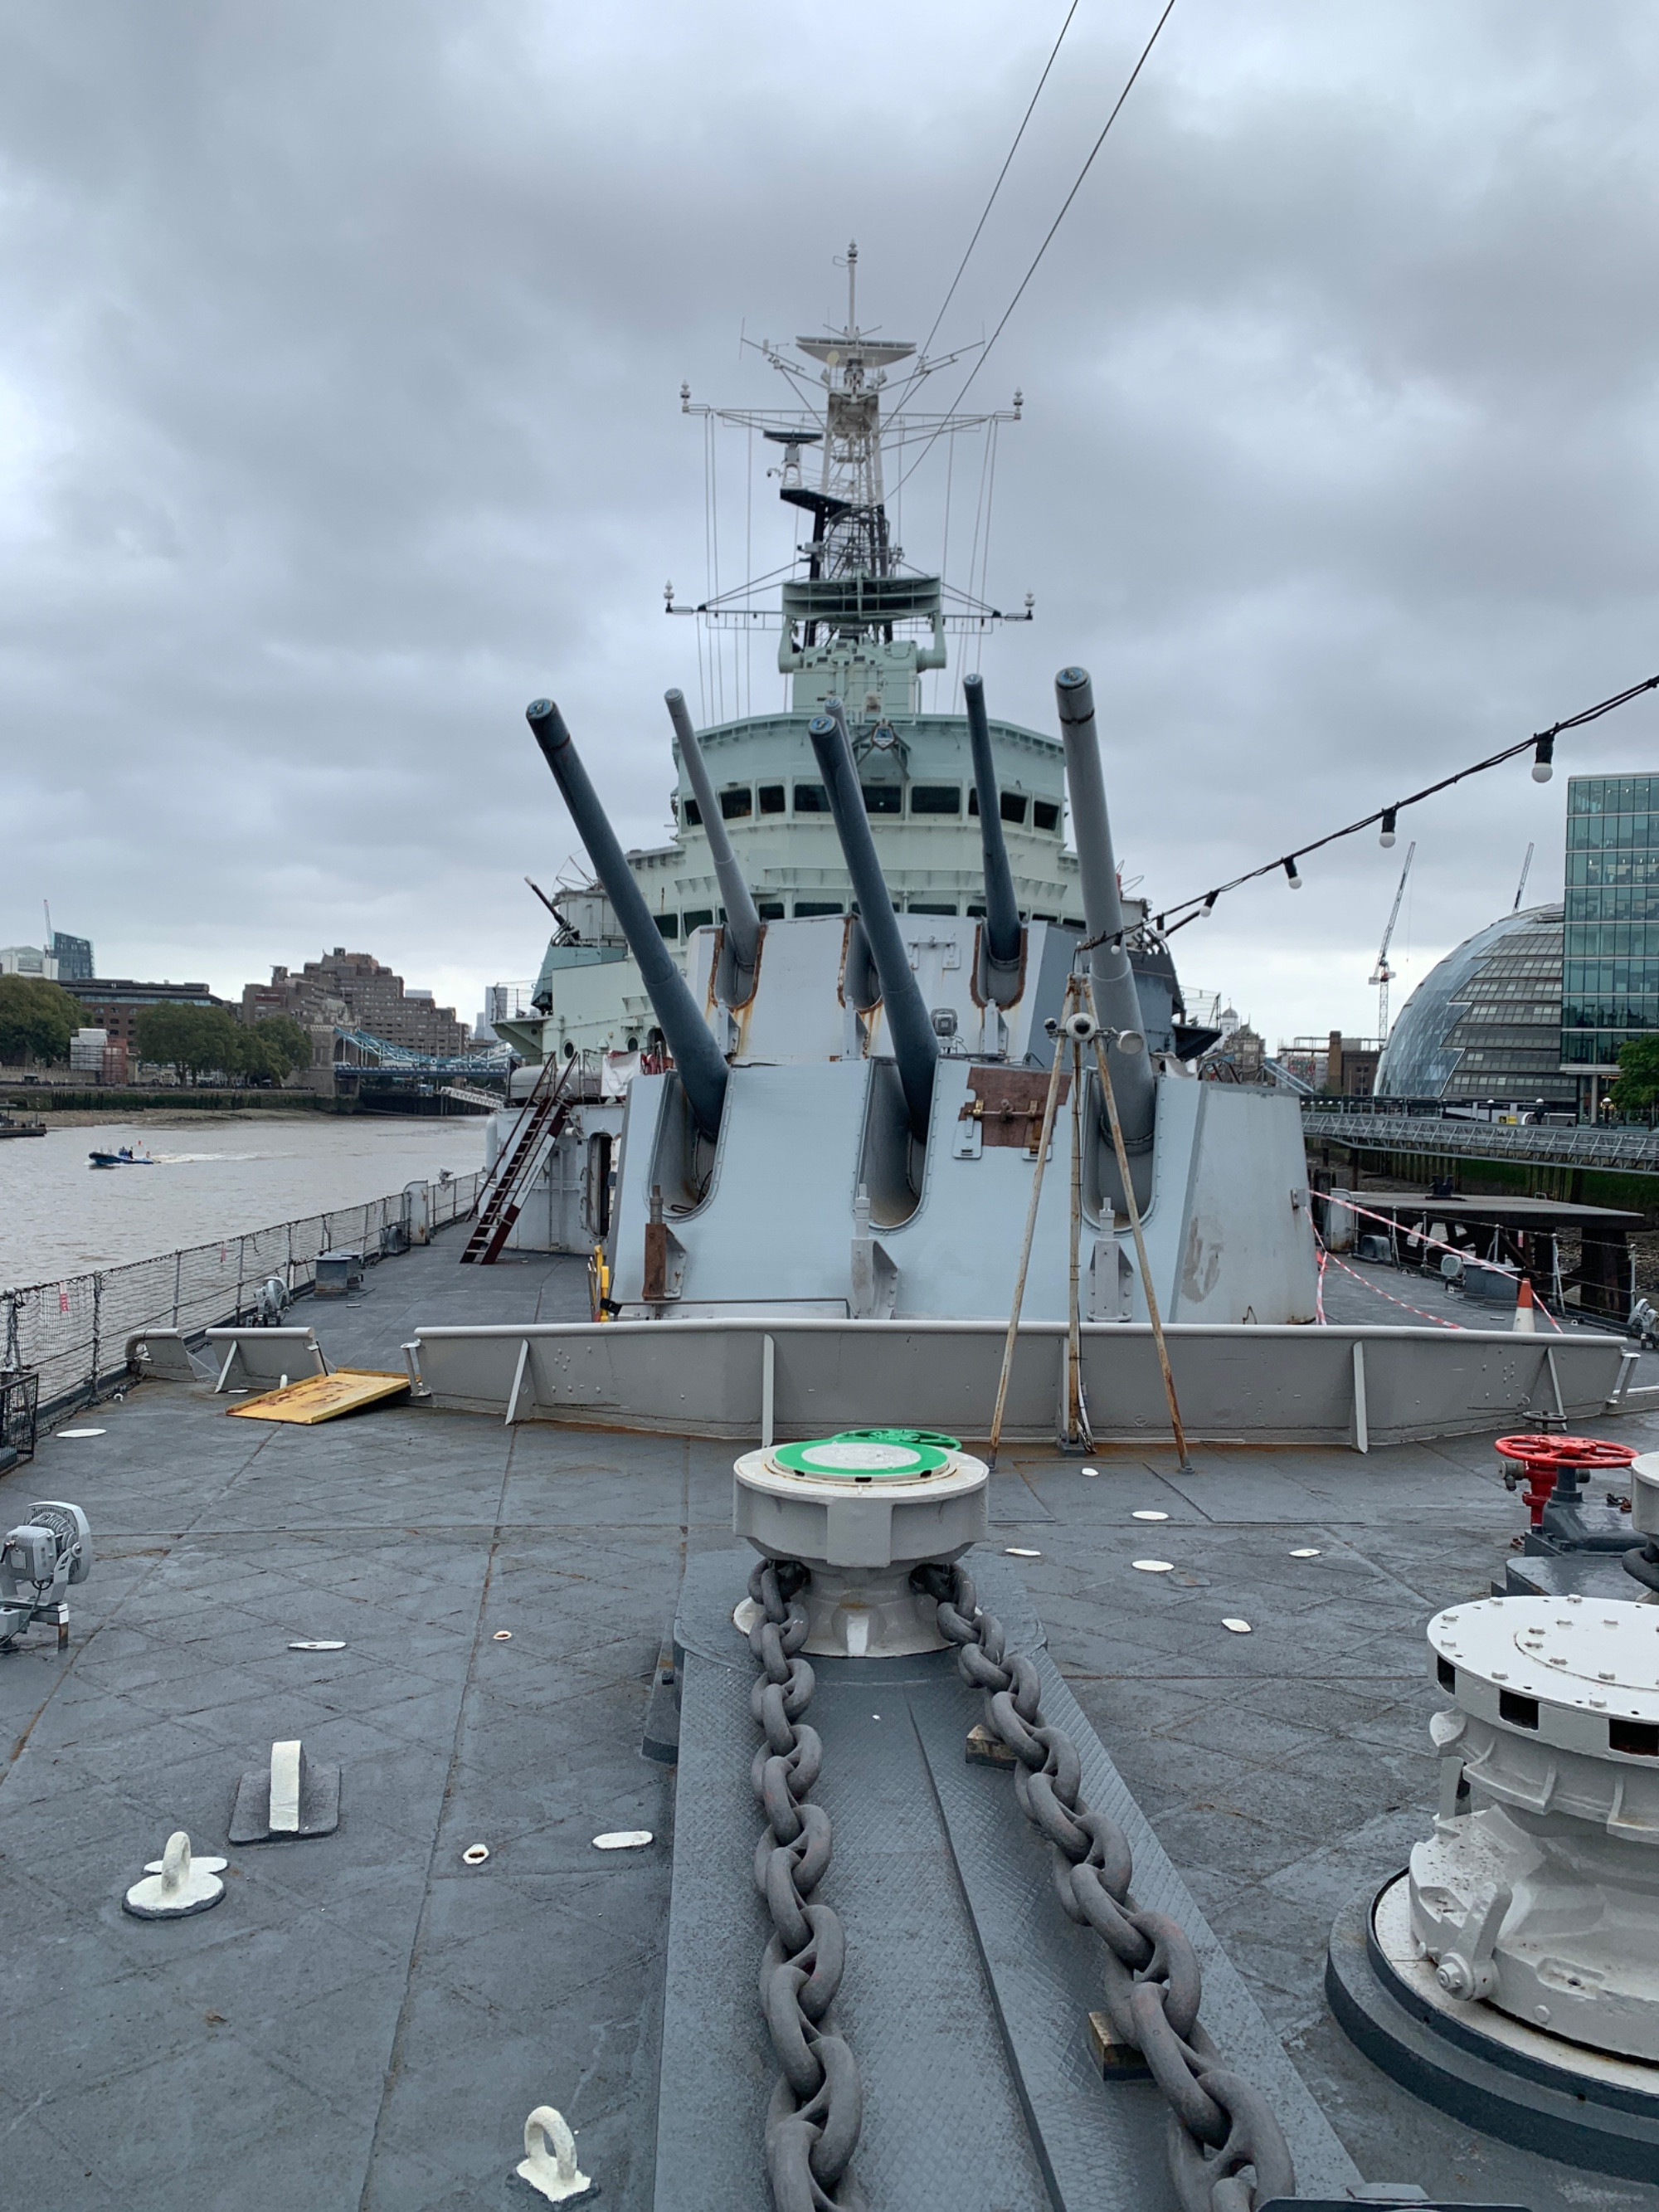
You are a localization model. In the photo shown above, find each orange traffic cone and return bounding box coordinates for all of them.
[1512,1277,1537,1334]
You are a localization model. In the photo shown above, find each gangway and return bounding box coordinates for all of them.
[459,1058,577,1265]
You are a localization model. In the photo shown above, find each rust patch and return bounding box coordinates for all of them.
[964,1066,1069,1149]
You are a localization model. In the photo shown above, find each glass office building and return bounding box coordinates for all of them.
[1561,774,1659,1108]
[1376,904,1571,1104]
[50,931,95,982]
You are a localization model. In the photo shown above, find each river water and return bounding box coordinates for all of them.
[0,1113,486,1289]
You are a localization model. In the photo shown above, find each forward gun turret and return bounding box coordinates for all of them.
[527,698,730,1142]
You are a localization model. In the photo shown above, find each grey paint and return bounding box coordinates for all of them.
[810,705,939,1138]
[528,694,731,1138]
[964,672,1023,971]
[412,1311,1627,1444]
[1055,666,1156,1146]
[665,688,760,975]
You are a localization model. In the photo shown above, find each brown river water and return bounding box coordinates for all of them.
[0,1113,485,1289]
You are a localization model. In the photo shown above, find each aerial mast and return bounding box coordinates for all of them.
[1369,841,1417,1041]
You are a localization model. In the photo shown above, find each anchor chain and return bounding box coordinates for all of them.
[747,1558,866,2212]
[916,1562,1296,2212]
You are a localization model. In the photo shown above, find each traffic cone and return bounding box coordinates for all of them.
[1513,1277,1537,1334]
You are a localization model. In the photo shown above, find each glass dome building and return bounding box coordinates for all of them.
[1375,903,1573,1104]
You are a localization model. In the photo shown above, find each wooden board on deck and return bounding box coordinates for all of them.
[227,1369,411,1424]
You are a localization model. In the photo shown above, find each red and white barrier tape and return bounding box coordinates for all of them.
[1321,1191,1566,1328]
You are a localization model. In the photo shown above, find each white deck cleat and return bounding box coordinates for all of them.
[513,2106,593,2202]
[124,1830,226,1919]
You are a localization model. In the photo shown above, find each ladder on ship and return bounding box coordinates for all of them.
[459,1055,577,1266]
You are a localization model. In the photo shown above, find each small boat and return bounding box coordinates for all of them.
[88,1146,155,1169]
[0,1113,47,1138]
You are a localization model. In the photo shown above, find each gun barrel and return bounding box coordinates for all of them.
[808,707,938,1141]
[527,698,729,1141]
[963,674,1022,971]
[1053,666,1155,1147]
[664,690,761,977]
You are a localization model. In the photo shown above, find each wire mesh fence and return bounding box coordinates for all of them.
[1,1170,483,1425]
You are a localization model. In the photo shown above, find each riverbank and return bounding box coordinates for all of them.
[2,1084,329,1117]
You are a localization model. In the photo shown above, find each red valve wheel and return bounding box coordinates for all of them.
[1495,1435,1637,1527]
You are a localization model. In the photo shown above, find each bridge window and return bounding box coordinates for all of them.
[756,900,786,919]
[1033,800,1060,832]
[908,902,957,915]
[1001,792,1029,824]
[862,784,902,815]
[719,787,752,820]
[911,785,961,816]
[795,899,843,917]
[683,909,713,932]
[758,783,786,815]
[653,914,679,939]
[682,797,701,826]
[794,782,830,812]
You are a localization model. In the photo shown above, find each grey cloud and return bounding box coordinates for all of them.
[1,0,1656,1037]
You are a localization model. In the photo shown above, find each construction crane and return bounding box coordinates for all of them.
[1369,840,1416,1041]
[1512,840,1534,912]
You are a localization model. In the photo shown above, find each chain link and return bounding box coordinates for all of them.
[916,1562,1296,2212]
[747,1559,867,2212]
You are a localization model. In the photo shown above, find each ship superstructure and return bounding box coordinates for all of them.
[511,251,1121,1062]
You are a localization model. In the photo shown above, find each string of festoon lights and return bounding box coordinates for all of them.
[1153,669,1659,937]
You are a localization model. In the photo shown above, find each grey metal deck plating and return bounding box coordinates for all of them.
[2,1232,1658,2210]
[659,1552,1355,2210]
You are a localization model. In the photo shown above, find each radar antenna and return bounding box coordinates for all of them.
[671,249,1030,726]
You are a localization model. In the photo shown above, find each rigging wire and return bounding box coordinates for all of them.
[1154,671,1659,936]
[890,0,1178,504]
[896,0,1083,421]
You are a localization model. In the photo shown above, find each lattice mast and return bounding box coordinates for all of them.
[673,243,1029,723]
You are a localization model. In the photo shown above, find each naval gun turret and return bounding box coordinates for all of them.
[664,689,761,1006]
[808,702,937,1143]
[527,698,729,1145]
[517,667,1316,1333]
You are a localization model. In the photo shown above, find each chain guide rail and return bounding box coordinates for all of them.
[915,1559,1297,2212]
[746,1558,867,2212]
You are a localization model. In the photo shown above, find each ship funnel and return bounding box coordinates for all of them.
[963,674,1022,992]
[808,704,937,1142]
[527,698,729,1142]
[664,690,761,985]
[1053,668,1155,1150]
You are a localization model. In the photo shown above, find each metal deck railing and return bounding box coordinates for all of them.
[1301,1110,1659,1172]
[1,1170,484,1424]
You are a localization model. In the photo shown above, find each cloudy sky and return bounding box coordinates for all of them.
[2,0,1657,1041]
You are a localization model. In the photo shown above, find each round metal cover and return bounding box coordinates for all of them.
[832,1426,961,1451]
[772,1435,951,1481]
[1433,1595,1659,1721]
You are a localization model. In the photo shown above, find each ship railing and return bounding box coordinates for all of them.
[0,1169,484,1430]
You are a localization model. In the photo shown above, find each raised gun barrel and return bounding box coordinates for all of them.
[808,706,938,1142]
[1054,667,1155,1149]
[664,690,761,982]
[527,698,729,1142]
[963,674,1022,980]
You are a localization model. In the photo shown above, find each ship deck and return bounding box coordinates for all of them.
[3,1229,1658,2212]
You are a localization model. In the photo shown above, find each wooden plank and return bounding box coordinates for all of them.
[226,1369,411,1425]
